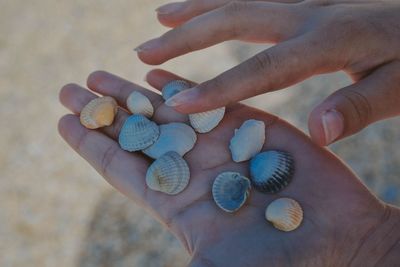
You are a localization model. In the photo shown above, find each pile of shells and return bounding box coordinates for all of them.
[79,80,303,232]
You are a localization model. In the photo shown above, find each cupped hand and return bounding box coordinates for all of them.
[58,70,400,267]
[136,0,400,146]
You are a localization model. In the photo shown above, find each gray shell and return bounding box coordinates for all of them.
[146,151,190,195]
[212,172,251,213]
[126,91,154,118]
[142,122,197,159]
[118,114,160,152]
[189,107,225,133]
[249,150,294,193]
[229,119,265,162]
[265,198,303,232]
[162,80,191,101]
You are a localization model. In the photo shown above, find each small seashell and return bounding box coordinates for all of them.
[249,150,294,193]
[118,114,160,152]
[189,107,225,133]
[142,122,197,159]
[126,91,154,118]
[212,172,251,213]
[146,151,190,195]
[229,119,266,162]
[162,80,191,101]
[80,96,118,129]
[265,198,303,232]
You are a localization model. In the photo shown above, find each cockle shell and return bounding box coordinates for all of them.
[189,107,225,133]
[142,122,197,159]
[146,151,190,195]
[265,198,303,232]
[212,172,251,213]
[118,114,160,152]
[126,91,154,118]
[80,96,118,129]
[249,150,294,193]
[162,80,191,101]
[229,119,266,162]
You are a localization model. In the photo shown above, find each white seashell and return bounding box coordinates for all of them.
[249,150,294,193]
[80,96,118,129]
[229,119,265,162]
[212,172,251,213]
[126,91,154,118]
[189,107,225,133]
[146,151,190,195]
[142,122,197,159]
[162,80,191,101]
[265,198,303,232]
[118,114,160,152]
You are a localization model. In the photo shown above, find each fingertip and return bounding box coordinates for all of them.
[87,70,109,89]
[59,83,76,105]
[58,114,78,140]
[308,107,328,147]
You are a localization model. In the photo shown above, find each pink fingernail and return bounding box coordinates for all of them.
[322,109,344,145]
[165,88,199,107]
[134,39,160,52]
[156,3,184,15]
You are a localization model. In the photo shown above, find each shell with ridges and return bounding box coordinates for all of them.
[265,198,303,232]
[126,91,154,118]
[146,151,190,195]
[229,119,265,162]
[249,150,294,193]
[80,96,118,129]
[162,80,191,101]
[189,107,225,133]
[118,114,160,152]
[142,122,197,159]
[212,172,251,213]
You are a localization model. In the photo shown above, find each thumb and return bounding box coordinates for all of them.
[309,61,400,146]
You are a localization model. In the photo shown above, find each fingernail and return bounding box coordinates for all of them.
[134,39,160,53]
[322,109,344,145]
[156,3,183,15]
[165,88,199,107]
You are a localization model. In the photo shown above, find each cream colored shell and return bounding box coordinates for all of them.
[265,198,303,232]
[80,96,118,129]
[126,91,154,118]
[189,107,225,133]
[146,151,190,195]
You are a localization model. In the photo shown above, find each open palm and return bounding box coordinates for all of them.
[59,70,397,267]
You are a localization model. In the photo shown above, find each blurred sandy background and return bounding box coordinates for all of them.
[0,1,399,266]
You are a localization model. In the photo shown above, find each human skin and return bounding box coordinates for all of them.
[58,70,400,267]
[135,0,400,147]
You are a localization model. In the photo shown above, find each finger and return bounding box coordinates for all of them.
[145,69,196,91]
[164,35,329,113]
[308,60,400,146]
[136,1,305,65]
[86,70,188,124]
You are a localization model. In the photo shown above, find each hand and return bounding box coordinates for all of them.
[58,70,400,266]
[135,0,400,146]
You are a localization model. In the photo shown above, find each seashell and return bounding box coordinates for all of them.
[189,107,225,133]
[142,122,197,159]
[249,150,294,193]
[118,114,160,152]
[265,198,303,232]
[162,80,191,101]
[126,91,154,118]
[212,172,251,213]
[146,151,190,195]
[229,119,266,162]
[80,96,118,129]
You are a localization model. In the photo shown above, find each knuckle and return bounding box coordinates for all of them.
[252,51,276,73]
[223,1,246,17]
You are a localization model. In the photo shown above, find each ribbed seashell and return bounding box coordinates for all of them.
[142,122,197,159]
[189,107,225,133]
[265,198,303,232]
[162,80,191,101]
[229,119,265,162]
[118,114,160,152]
[126,91,154,118]
[80,96,118,129]
[249,150,294,193]
[146,151,190,195]
[212,172,251,213]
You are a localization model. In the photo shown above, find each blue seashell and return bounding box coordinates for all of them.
[162,80,191,101]
[249,150,294,193]
[118,114,160,152]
